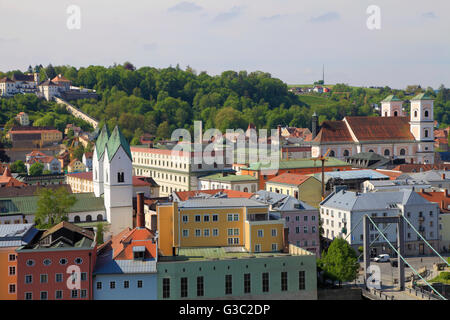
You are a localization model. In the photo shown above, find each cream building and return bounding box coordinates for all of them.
[131,145,231,196]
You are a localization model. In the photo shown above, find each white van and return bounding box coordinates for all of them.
[373,254,390,262]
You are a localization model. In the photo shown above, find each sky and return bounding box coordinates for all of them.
[0,0,449,89]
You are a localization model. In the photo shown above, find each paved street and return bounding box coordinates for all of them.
[358,254,449,287]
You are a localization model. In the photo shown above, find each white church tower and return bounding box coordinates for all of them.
[103,126,134,235]
[381,95,403,117]
[410,93,435,164]
[93,125,110,197]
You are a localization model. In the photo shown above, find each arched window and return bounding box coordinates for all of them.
[86,215,92,222]
[343,150,350,157]
[117,172,124,183]
[368,149,374,153]
[424,129,429,138]
[243,187,249,193]
[74,216,81,223]
[384,149,390,156]
[384,112,388,117]
[394,111,398,117]
[97,214,103,221]
[329,150,335,157]
[400,149,406,156]
[424,110,429,117]
[414,110,418,118]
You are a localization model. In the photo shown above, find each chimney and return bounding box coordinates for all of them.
[441,200,445,211]
[136,192,145,228]
[442,173,446,180]
[277,125,282,138]
[420,188,425,193]
[445,189,449,198]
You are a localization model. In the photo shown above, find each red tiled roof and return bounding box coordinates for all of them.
[52,74,71,83]
[174,189,254,201]
[345,116,415,141]
[0,167,26,187]
[312,120,353,143]
[417,191,450,213]
[108,227,157,260]
[375,169,403,180]
[267,173,311,186]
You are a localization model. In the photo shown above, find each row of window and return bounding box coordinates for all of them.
[25,257,83,267]
[96,280,143,290]
[162,271,306,298]
[24,289,87,300]
[285,215,316,222]
[24,272,87,284]
[73,214,104,223]
[290,226,316,234]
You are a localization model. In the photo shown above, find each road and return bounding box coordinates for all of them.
[368,255,449,286]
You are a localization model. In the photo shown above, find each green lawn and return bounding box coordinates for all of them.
[296,94,331,109]
[429,271,450,284]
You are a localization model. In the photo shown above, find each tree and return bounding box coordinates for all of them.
[319,237,359,286]
[45,64,57,79]
[73,144,85,162]
[29,162,44,176]
[35,187,77,228]
[0,141,10,163]
[10,160,27,174]
[96,223,104,245]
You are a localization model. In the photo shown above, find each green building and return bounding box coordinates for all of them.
[157,245,317,300]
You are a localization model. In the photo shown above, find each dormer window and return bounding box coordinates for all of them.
[133,246,145,260]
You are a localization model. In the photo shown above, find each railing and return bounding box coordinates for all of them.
[362,287,395,300]
[408,286,441,300]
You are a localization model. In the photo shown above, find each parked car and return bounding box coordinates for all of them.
[391,260,410,268]
[373,254,390,262]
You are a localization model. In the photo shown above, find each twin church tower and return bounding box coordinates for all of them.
[93,125,133,235]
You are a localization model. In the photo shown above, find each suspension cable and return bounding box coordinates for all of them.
[402,215,449,267]
[357,222,393,261]
[366,216,446,300]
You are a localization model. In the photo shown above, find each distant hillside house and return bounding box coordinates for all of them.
[15,112,30,126]
[8,126,62,148]
[25,151,61,174]
[68,159,86,173]
[311,94,436,165]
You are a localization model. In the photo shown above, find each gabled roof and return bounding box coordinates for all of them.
[41,221,95,241]
[39,79,59,87]
[417,191,450,213]
[266,173,312,186]
[344,116,415,142]
[381,95,402,102]
[312,120,353,143]
[411,93,434,101]
[106,126,132,162]
[95,125,110,159]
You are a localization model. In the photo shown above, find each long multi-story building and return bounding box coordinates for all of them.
[320,189,440,256]
[131,145,232,196]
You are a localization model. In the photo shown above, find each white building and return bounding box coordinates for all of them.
[93,125,133,235]
[39,79,60,101]
[320,189,440,256]
[15,112,30,126]
[199,173,258,192]
[311,93,435,165]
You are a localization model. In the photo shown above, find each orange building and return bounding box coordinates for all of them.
[240,158,352,190]
[0,224,38,300]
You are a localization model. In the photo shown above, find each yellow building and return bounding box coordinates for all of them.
[157,198,285,256]
[265,173,322,208]
[68,159,86,173]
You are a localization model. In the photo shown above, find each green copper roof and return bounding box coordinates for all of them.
[95,125,110,159]
[200,173,258,182]
[244,157,349,171]
[0,193,105,216]
[106,126,132,162]
[411,93,434,101]
[382,95,402,102]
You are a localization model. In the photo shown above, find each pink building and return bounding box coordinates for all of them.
[252,191,320,257]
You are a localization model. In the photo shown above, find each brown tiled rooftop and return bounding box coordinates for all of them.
[345,116,414,141]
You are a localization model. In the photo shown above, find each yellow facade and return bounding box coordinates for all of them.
[439,213,450,249]
[68,160,86,173]
[266,177,322,208]
[157,202,285,255]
